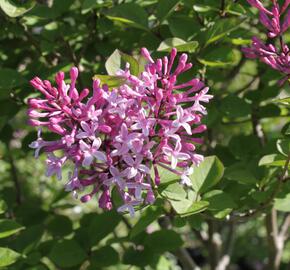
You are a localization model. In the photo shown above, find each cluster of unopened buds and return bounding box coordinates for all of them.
[243,0,289,84]
[27,48,212,216]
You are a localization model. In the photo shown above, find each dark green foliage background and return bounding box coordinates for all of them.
[0,0,289,269]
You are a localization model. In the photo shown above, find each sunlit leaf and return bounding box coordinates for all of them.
[0,219,25,238]
[157,38,198,53]
[0,0,35,17]
[0,247,21,267]
[190,156,224,193]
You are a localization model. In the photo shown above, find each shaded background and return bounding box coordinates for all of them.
[0,0,290,269]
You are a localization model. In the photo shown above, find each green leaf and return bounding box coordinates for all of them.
[156,0,180,23]
[46,215,72,237]
[11,224,44,254]
[257,104,281,118]
[144,230,183,253]
[119,51,139,76]
[168,15,199,40]
[0,219,24,238]
[159,181,187,201]
[193,4,218,13]
[154,164,180,184]
[274,194,290,212]
[259,154,287,167]
[93,75,125,89]
[220,95,251,118]
[0,247,21,267]
[90,246,119,267]
[88,211,121,245]
[276,139,290,157]
[123,246,157,267]
[0,68,26,100]
[229,135,261,160]
[49,239,87,268]
[157,38,198,53]
[273,97,290,105]
[107,3,148,30]
[81,0,108,14]
[105,49,122,76]
[224,162,257,184]
[170,198,195,214]
[203,190,237,218]
[0,0,35,17]
[190,156,224,193]
[26,0,73,19]
[105,49,139,76]
[198,48,241,68]
[130,205,163,238]
[0,200,7,214]
[205,18,245,46]
[178,201,209,217]
[187,214,203,230]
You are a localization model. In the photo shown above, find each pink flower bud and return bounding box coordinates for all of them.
[98,125,112,133]
[81,194,92,203]
[141,47,154,63]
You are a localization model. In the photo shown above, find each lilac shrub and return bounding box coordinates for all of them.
[242,0,290,84]
[27,48,212,216]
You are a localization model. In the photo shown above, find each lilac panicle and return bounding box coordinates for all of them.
[243,0,290,84]
[28,48,212,216]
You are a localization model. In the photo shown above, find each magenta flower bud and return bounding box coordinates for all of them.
[154,165,160,186]
[79,88,90,102]
[70,67,78,80]
[30,77,43,90]
[98,125,112,133]
[80,194,92,203]
[156,88,163,102]
[145,190,155,204]
[48,124,66,135]
[99,189,112,210]
[28,119,46,126]
[281,0,290,13]
[93,79,100,90]
[247,0,272,15]
[184,143,196,151]
[141,47,154,63]
[27,109,49,118]
[156,59,162,73]
[192,124,207,134]
[55,71,65,82]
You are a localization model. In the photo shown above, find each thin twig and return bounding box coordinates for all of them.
[220,0,226,17]
[279,214,290,240]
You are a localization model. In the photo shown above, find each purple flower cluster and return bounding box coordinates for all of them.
[243,0,290,84]
[28,48,212,216]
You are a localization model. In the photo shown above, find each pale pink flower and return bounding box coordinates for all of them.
[162,141,190,169]
[79,139,106,166]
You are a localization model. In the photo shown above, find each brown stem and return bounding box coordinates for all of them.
[220,0,226,16]
[208,220,221,270]
[265,208,279,270]
[266,214,290,270]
